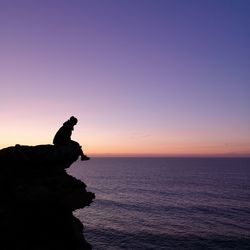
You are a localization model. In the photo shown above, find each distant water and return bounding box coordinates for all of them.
[68,158,250,250]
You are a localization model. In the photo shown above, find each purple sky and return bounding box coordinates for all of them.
[0,0,250,156]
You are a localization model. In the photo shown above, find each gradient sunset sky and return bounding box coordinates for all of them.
[0,0,249,156]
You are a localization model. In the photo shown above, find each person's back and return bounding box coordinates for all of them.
[53,120,74,145]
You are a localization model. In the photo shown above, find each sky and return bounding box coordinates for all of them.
[0,0,249,156]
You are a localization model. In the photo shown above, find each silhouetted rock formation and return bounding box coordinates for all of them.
[0,144,95,250]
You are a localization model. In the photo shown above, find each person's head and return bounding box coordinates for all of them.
[69,116,78,125]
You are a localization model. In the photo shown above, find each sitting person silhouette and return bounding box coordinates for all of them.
[53,116,90,161]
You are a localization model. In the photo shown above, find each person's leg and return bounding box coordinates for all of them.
[80,146,90,161]
[70,140,90,161]
[81,154,90,161]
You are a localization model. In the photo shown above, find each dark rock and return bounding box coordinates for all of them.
[0,144,95,250]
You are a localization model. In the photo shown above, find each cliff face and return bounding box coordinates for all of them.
[0,144,95,250]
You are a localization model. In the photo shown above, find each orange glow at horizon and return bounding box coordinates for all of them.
[1,139,249,157]
[0,114,250,157]
[0,113,249,157]
[84,141,250,157]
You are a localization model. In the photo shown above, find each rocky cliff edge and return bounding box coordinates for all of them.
[0,144,95,250]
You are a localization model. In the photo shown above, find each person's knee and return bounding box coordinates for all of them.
[70,140,79,146]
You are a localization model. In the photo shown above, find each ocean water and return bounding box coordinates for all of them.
[68,157,250,250]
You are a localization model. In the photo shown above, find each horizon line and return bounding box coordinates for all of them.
[89,153,250,158]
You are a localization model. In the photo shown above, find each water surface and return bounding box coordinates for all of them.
[68,157,250,250]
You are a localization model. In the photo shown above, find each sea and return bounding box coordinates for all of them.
[67,157,250,250]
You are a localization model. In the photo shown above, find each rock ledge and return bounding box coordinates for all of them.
[0,144,95,250]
